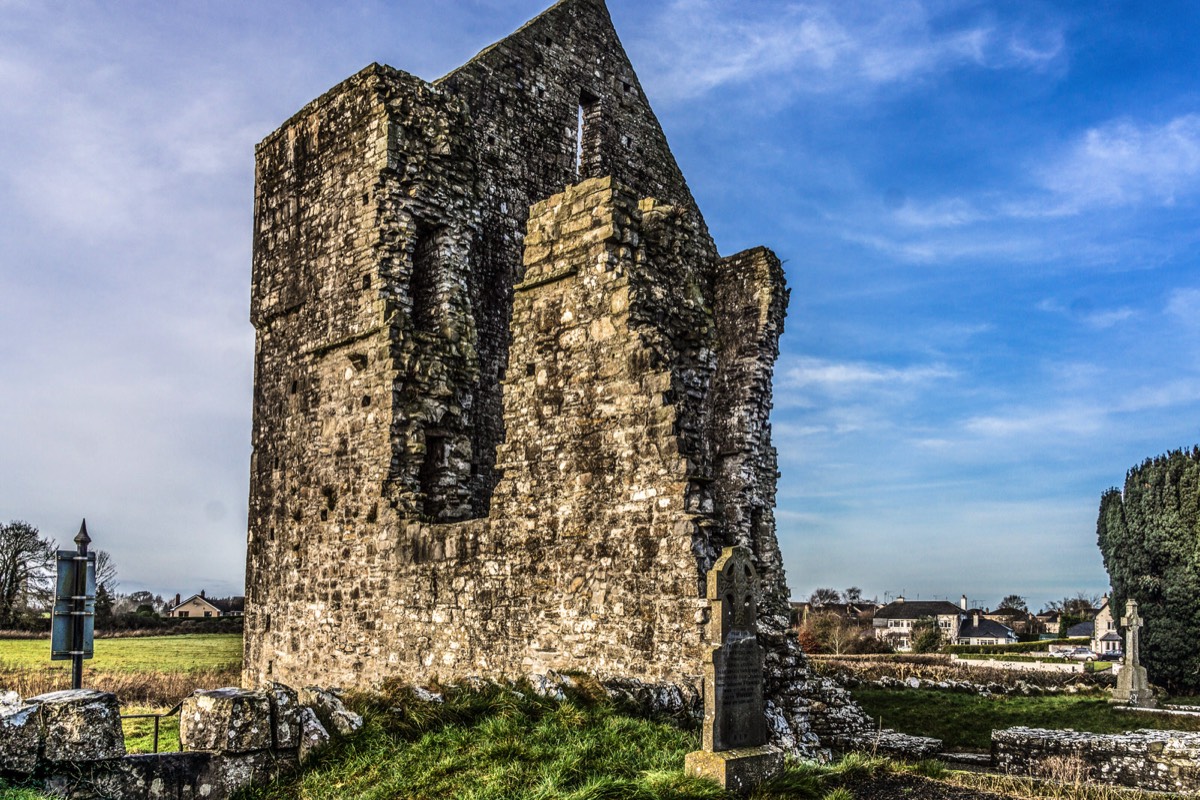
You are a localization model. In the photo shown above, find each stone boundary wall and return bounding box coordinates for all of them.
[992,726,1200,795]
[0,685,360,800]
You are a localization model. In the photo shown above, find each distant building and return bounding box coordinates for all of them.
[872,597,965,651]
[168,591,245,618]
[958,611,1018,646]
[1091,596,1121,656]
[790,600,880,627]
[872,595,1018,650]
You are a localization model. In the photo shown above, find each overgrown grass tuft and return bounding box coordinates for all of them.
[236,680,732,800]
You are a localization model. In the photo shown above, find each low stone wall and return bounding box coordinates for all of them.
[0,685,360,799]
[993,726,1200,795]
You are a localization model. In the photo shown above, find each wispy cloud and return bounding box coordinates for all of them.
[1166,287,1200,322]
[1039,115,1200,211]
[639,0,1062,102]
[1036,298,1136,330]
[781,356,955,394]
[963,405,1107,438]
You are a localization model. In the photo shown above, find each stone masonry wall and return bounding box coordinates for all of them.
[993,726,1200,795]
[243,0,881,756]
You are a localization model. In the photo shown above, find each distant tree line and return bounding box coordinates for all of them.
[0,519,194,633]
[1097,446,1200,691]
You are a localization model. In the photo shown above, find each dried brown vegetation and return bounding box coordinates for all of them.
[810,654,1111,691]
[0,662,239,707]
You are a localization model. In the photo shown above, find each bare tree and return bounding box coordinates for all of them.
[998,594,1028,612]
[844,586,863,603]
[808,587,841,606]
[0,520,54,627]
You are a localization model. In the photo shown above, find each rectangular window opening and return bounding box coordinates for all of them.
[411,222,445,335]
[576,90,600,181]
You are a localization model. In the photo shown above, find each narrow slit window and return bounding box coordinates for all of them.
[411,222,445,335]
[576,90,600,181]
[575,103,585,179]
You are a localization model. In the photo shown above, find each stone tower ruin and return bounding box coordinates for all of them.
[246,0,881,755]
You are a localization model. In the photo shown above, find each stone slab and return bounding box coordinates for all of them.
[180,687,273,753]
[267,682,302,748]
[685,745,783,794]
[30,689,125,761]
[0,700,41,773]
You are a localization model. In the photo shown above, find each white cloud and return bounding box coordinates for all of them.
[1166,287,1200,321]
[639,0,1060,102]
[963,406,1106,438]
[781,356,955,394]
[1040,115,1200,211]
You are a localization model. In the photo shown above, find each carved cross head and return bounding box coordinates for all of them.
[1121,598,1143,630]
[707,545,759,642]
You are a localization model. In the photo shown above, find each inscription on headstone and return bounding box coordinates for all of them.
[685,546,782,793]
[1111,598,1156,708]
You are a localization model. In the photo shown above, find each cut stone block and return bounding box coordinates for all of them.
[0,699,40,772]
[685,745,784,795]
[180,687,272,753]
[267,682,302,748]
[30,689,125,761]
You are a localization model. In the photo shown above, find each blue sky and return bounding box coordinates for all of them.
[2,0,1197,612]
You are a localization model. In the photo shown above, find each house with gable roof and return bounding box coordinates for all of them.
[168,591,245,618]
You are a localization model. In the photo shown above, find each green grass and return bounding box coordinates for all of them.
[852,688,1200,750]
[0,633,241,672]
[121,705,182,753]
[234,682,894,800]
[0,785,51,800]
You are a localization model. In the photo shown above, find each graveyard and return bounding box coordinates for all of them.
[5,0,1200,797]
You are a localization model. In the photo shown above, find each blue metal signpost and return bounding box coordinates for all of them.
[51,520,96,689]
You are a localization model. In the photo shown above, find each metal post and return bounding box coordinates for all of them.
[72,520,91,690]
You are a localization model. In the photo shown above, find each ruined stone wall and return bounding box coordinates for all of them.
[993,727,1200,794]
[245,0,849,752]
[436,0,707,510]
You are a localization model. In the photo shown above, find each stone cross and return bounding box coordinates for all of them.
[685,546,782,793]
[1121,599,1142,668]
[1111,597,1155,708]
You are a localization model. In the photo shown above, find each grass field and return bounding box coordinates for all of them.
[0,633,242,672]
[0,633,242,730]
[852,688,1200,750]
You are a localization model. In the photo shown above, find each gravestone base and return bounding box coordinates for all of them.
[1110,664,1156,708]
[685,744,783,794]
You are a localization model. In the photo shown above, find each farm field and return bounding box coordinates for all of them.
[852,687,1200,750]
[0,633,242,672]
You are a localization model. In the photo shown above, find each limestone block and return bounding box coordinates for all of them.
[298,706,330,764]
[0,698,40,773]
[299,686,363,736]
[267,682,302,749]
[684,745,784,795]
[180,687,273,753]
[30,689,125,761]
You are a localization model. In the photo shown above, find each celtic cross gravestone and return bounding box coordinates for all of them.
[1111,598,1155,708]
[684,546,782,793]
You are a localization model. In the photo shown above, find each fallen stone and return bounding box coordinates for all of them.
[31,689,125,761]
[299,686,362,736]
[298,706,330,764]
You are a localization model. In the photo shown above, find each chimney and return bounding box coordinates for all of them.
[200,589,206,599]
[896,595,905,604]
[174,593,181,606]
[960,594,968,610]
[973,612,980,628]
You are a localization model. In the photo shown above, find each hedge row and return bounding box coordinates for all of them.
[944,637,1089,655]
